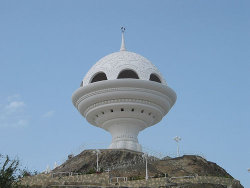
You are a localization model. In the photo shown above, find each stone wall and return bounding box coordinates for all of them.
[171,176,241,186]
[118,176,241,187]
[20,173,109,187]
[20,173,242,188]
[119,177,165,187]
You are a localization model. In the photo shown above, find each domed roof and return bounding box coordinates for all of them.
[82,51,166,86]
[81,29,167,86]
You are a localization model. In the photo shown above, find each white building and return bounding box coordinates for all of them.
[72,29,177,152]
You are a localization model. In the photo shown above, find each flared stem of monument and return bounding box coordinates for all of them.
[103,118,146,152]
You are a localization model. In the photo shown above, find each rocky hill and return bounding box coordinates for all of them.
[53,149,231,178]
[50,149,243,188]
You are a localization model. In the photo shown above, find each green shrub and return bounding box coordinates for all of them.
[86,168,96,174]
[0,154,19,188]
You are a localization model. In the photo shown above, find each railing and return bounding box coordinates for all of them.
[110,176,128,183]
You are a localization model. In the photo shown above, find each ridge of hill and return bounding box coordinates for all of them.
[53,149,238,183]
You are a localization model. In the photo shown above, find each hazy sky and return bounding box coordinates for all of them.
[0,0,249,187]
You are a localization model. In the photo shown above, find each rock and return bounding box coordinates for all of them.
[54,149,233,179]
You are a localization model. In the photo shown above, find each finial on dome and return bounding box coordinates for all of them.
[120,27,126,51]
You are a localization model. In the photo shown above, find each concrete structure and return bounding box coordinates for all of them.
[72,28,177,152]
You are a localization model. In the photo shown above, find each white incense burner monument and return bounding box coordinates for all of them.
[72,28,176,152]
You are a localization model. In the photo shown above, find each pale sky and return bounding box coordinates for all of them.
[0,0,249,187]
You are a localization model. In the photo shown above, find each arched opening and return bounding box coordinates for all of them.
[149,73,161,83]
[117,69,139,79]
[80,81,83,87]
[90,72,107,83]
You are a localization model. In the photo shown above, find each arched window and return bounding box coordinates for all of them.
[80,81,83,87]
[117,69,139,79]
[149,73,161,83]
[90,72,107,83]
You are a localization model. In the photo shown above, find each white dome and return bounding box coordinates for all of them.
[82,51,167,86]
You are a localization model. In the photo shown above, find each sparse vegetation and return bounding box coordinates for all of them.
[0,154,38,188]
[0,154,19,188]
[86,168,96,174]
[19,168,38,178]
[129,175,144,181]
[153,172,165,178]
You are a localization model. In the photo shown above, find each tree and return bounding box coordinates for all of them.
[20,168,38,178]
[0,154,19,188]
